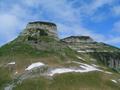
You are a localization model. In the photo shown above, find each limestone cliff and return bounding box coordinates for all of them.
[61,36,120,71]
[18,21,58,43]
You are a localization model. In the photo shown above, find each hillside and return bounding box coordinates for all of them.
[0,21,120,90]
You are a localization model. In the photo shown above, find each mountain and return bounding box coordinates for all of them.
[0,21,120,90]
[61,36,120,70]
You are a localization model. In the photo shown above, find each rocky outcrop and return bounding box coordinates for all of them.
[61,36,120,71]
[19,21,58,43]
[62,36,94,43]
[89,52,120,70]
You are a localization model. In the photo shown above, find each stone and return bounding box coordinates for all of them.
[20,21,58,42]
[61,36,94,43]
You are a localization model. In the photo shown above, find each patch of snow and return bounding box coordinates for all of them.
[48,62,100,76]
[92,64,97,67]
[48,68,74,76]
[8,62,15,65]
[77,50,95,53]
[104,71,112,74]
[111,80,117,83]
[90,59,96,61]
[77,56,85,61]
[47,61,113,76]
[15,71,18,74]
[25,62,45,71]
[77,51,85,53]
[79,63,101,72]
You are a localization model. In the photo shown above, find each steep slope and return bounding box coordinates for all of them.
[0,21,120,90]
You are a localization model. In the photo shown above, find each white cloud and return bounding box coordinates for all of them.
[106,36,120,44]
[0,13,22,45]
[0,13,19,35]
[0,14,16,29]
[112,21,120,32]
[112,6,120,16]
[79,0,113,15]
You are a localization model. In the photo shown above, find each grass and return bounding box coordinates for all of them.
[0,36,78,72]
[0,36,77,58]
[13,72,120,90]
[0,68,12,90]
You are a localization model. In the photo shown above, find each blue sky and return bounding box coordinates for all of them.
[0,0,120,47]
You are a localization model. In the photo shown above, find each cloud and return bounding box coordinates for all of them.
[112,6,120,16]
[0,13,19,36]
[79,0,113,15]
[106,36,120,45]
[0,13,23,45]
[112,21,120,32]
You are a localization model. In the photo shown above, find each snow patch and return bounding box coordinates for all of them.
[111,80,117,83]
[77,56,85,61]
[104,71,112,74]
[77,51,85,53]
[92,64,99,67]
[8,62,15,65]
[25,62,45,71]
[77,50,94,53]
[48,68,74,76]
[48,62,100,76]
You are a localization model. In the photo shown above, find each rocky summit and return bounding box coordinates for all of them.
[0,21,120,90]
[19,21,58,42]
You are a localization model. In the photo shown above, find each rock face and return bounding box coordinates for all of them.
[61,36,120,70]
[20,21,58,42]
[62,36,94,43]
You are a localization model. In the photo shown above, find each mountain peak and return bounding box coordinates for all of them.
[62,36,95,43]
[28,21,57,26]
[19,21,58,42]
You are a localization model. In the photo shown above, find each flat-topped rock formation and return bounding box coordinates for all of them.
[61,36,95,43]
[26,21,57,32]
[20,21,58,42]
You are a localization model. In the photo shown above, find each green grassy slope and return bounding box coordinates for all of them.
[0,36,120,90]
[0,36,78,72]
[13,72,120,90]
[0,68,12,90]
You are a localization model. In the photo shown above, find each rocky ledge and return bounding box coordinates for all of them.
[18,21,58,43]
